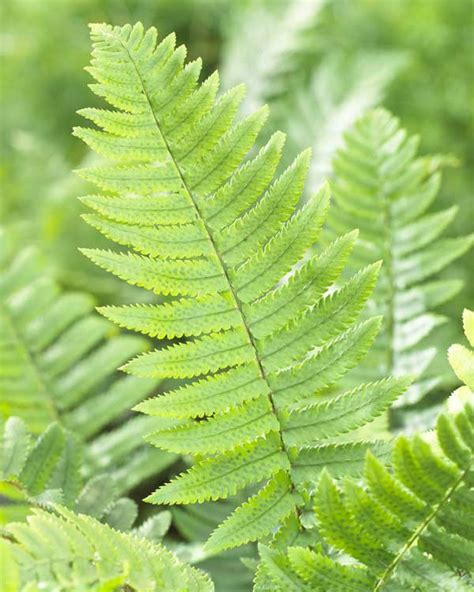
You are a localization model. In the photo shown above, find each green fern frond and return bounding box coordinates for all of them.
[0,245,177,496]
[327,108,473,409]
[76,22,409,553]
[1,505,213,591]
[257,312,474,590]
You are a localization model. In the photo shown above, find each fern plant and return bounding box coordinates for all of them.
[0,244,177,496]
[1,504,213,591]
[258,310,474,590]
[326,108,473,412]
[74,22,411,553]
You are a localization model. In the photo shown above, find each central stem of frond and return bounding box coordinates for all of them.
[118,35,301,522]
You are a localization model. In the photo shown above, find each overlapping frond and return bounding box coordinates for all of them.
[77,22,409,553]
[1,505,213,591]
[0,246,177,496]
[327,108,473,410]
[257,313,474,590]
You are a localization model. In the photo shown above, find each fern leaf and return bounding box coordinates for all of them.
[0,417,142,529]
[17,422,65,496]
[327,108,473,413]
[77,22,408,552]
[290,440,392,485]
[206,471,297,553]
[281,377,411,446]
[1,417,31,479]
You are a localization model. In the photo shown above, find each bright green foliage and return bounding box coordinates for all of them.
[257,316,474,591]
[259,401,474,590]
[327,108,473,408]
[76,22,410,553]
[0,245,177,496]
[2,505,213,591]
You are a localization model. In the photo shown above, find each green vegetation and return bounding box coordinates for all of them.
[0,3,472,590]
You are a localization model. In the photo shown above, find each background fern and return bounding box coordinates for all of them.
[325,109,473,429]
[220,0,327,116]
[75,21,410,554]
[257,310,474,590]
[220,0,406,191]
[0,240,178,500]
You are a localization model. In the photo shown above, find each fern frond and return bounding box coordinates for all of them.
[2,505,213,591]
[257,311,474,590]
[0,246,177,496]
[77,22,409,553]
[327,108,473,410]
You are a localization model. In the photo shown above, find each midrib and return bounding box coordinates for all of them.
[119,37,300,509]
